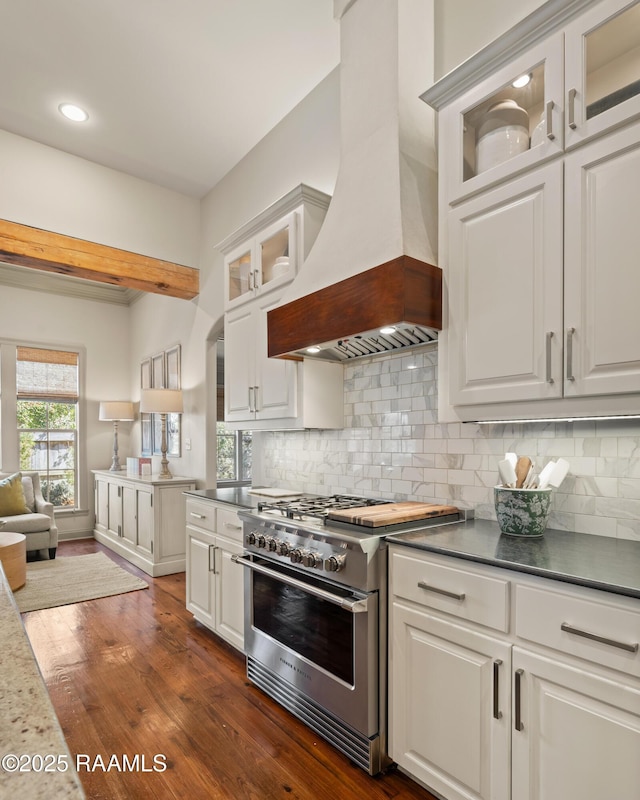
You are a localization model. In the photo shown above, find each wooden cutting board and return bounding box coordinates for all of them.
[326,502,459,528]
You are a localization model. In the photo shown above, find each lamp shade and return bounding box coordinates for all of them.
[99,401,135,421]
[140,388,183,414]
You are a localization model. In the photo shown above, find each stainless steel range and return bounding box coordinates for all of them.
[233,494,467,774]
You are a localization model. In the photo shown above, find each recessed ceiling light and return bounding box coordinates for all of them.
[58,103,89,122]
[380,326,397,335]
[512,74,531,89]
[306,346,321,354]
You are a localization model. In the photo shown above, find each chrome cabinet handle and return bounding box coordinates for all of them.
[190,511,206,519]
[568,88,577,129]
[566,327,576,382]
[248,386,255,412]
[546,100,555,140]
[546,331,554,383]
[253,385,259,412]
[417,581,466,601]
[493,659,503,720]
[223,522,242,530]
[561,622,639,654]
[208,544,216,573]
[252,269,260,291]
[514,668,524,731]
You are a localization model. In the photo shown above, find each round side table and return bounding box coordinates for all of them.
[0,532,27,591]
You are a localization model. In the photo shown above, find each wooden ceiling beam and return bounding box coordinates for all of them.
[0,218,199,300]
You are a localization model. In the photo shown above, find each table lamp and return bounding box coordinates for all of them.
[99,401,135,471]
[139,389,183,478]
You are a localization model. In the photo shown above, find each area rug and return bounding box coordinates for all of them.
[14,552,149,613]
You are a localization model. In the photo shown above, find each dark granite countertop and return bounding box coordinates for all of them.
[184,487,260,509]
[386,519,640,600]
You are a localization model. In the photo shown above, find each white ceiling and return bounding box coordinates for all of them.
[0,0,340,199]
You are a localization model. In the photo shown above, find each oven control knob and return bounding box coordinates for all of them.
[277,541,290,556]
[266,537,277,552]
[256,534,267,548]
[290,548,303,564]
[246,531,256,546]
[302,551,322,568]
[325,554,346,573]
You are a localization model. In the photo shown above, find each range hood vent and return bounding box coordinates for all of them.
[267,0,440,362]
[268,256,441,361]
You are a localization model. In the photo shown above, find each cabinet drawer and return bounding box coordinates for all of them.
[216,506,243,541]
[186,499,217,533]
[516,584,640,678]
[390,550,510,633]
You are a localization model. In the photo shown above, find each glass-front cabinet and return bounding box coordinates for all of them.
[441,0,640,203]
[224,212,296,308]
[565,0,640,148]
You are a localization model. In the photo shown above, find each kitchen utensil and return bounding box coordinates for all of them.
[515,456,532,488]
[537,461,557,490]
[505,452,518,469]
[547,458,570,490]
[498,458,517,488]
[523,468,537,489]
[326,502,459,528]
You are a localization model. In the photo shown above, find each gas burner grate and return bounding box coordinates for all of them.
[257,494,390,520]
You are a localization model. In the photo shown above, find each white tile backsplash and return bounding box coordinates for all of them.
[260,344,640,540]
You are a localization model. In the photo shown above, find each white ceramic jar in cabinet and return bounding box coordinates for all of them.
[185,496,245,652]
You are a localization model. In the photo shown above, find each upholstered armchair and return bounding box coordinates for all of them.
[0,471,58,559]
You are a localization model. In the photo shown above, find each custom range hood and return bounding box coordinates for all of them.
[268,0,441,362]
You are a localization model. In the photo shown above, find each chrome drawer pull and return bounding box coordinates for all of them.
[493,659,503,720]
[545,100,555,141]
[190,512,206,519]
[568,88,577,129]
[223,522,242,530]
[561,623,639,654]
[566,327,576,382]
[546,331,554,383]
[514,669,524,731]
[417,581,465,601]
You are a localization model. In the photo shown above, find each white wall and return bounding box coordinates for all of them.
[0,283,131,537]
[0,129,200,266]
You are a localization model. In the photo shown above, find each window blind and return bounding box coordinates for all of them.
[16,346,79,400]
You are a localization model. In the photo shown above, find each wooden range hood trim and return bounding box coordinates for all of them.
[267,256,442,358]
[0,218,199,300]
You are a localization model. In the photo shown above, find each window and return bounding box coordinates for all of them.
[216,422,252,485]
[16,346,79,508]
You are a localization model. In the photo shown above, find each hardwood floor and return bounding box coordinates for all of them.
[22,539,437,800]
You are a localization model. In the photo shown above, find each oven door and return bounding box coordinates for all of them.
[233,553,378,737]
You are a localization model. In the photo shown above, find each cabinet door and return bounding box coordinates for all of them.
[95,478,109,531]
[255,211,297,293]
[390,602,511,800]
[564,0,640,150]
[225,241,255,309]
[107,482,122,536]
[448,162,563,405]
[564,121,640,396]
[224,306,255,422]
[512,647,640,800]
[186,526,215,627]
[121,486,138,546]
[136,490,153,556]
[213,534,245,651]
[443,34,564,203]
[254,293,297,420]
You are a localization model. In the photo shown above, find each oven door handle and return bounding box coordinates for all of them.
[231,554,371,613]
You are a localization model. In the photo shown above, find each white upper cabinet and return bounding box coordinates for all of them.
[218,184,330,311]
[424,0,640,421]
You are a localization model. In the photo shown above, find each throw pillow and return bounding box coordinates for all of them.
[22,475,36,512]
[0,472,31,516]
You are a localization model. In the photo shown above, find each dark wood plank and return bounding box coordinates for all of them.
[22,539,437,800]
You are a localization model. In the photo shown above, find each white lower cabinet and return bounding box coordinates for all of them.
[185,497,244,652]
[93,470,195,576]
[388,545,640,800]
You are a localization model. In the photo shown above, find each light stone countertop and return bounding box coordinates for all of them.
[0,565,85,799]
